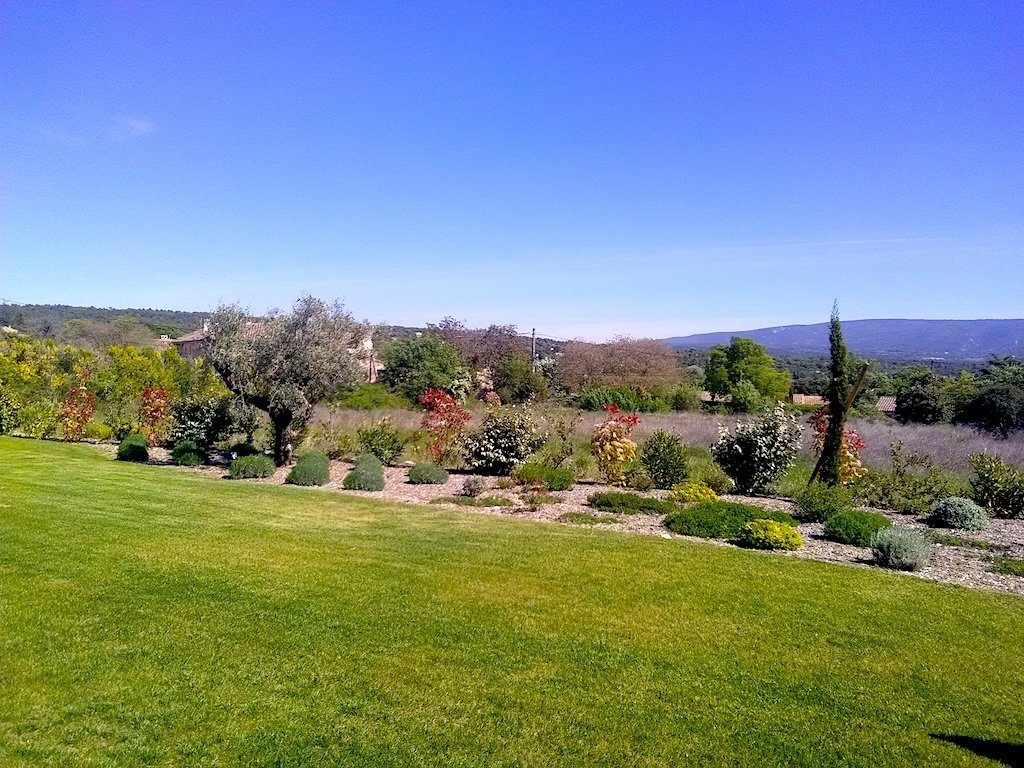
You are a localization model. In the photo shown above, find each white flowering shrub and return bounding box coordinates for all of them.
[711,403,803,494]
[463,407,545,475]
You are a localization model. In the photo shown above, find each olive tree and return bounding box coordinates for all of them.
[207,296,366,464]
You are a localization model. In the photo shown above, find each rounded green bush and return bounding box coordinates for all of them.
[664,500,796,539]
[343,454,385,491]
[823,509,892,547]
[286,451,331,486]
[230,442,259,457]
[116,433,149,463]
[929,496,988,531]
[408,463,449,485]
[229,454,276,479]
[796,483,853,522]
[872,526,932,571]
[666,481,718,504]
[171,439,205,467]
[738,519,803,551]
[460,477,486,498]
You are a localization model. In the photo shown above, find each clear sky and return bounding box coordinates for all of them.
[2,2,1022,340]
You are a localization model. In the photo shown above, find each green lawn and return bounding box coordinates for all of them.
[1,437,1022,767]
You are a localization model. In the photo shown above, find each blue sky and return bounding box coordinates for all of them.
[2,2,1022,340]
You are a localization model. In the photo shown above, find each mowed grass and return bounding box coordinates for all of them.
[1,439,1022,767]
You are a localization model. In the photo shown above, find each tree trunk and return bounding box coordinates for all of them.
[271,410,292,466]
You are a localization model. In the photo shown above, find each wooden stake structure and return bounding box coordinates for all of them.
[807,362,869,487]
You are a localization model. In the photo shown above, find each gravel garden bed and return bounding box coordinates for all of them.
[106,445,1024,596]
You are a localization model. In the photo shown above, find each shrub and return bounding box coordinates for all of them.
[229,454,275,479]
[928,496,988,530]
[808,407,867,486]
[669,385,701,412]
[969,453,1024,519]
[623,462,654,491]
[664,500,796,539]
[463,407,545,475]
[823,509,892,547]
[419,388,471,466]
[796,483,854,523]
[513,462,574,491]
[138,387,171,446]
[343,454,385,491]
[230,442,260,457]
[169,396,231,448]
[18,400,59,438]
[286,451,331,486]
[666,481,718,504]
[0,389,18,435]
[170,439,205,467]
[84,421,114,441]
[738,519,803,551]
[116,433,149,463]
[711,404,802,494]
[59,380,96,443]
[460,476,486,498]
[577,386,641,412]
[333,383,411,410]
[872,526,932,571]
[587,491,676,515]
[639,430,689,489]
[590,405,640,486]
[408,462,449,484]
[356,418,407,465]
[852,443,964,515]
[688,459,734,495]
[301,425,358,460]
[955,384,1024,437]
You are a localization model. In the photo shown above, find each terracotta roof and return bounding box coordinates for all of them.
[171,329,208,343]
[876,396,897,413]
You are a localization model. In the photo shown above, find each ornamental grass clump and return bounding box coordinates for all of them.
[823,509,892,547]
[286,451,331,486]
[710,404,802,494]
[343,453,385,491]
[663,500,796,539]
[928,496,988,531]
[738,519,803,551]
[872,526,932,571]
[590,405,640,486]
[229,454,275,479]
[408,463,449,485]
[666,481,718,505]
[116,433,149,463]
[512,462,575,491]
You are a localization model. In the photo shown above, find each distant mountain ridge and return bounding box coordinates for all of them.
[665,319,1024,362]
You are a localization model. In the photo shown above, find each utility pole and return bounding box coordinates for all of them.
[531,328,537,370]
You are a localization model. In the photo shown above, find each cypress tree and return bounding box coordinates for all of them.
[820,305,850,486]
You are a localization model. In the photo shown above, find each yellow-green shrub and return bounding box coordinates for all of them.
[738,519,803,551]
[667,481,718,504]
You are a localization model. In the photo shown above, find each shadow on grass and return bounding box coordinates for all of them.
[931,734,1024,767]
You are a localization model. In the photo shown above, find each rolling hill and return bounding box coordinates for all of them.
[665,319,1024,362]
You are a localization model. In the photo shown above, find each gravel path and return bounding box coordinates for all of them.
[106,445,1024,596]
